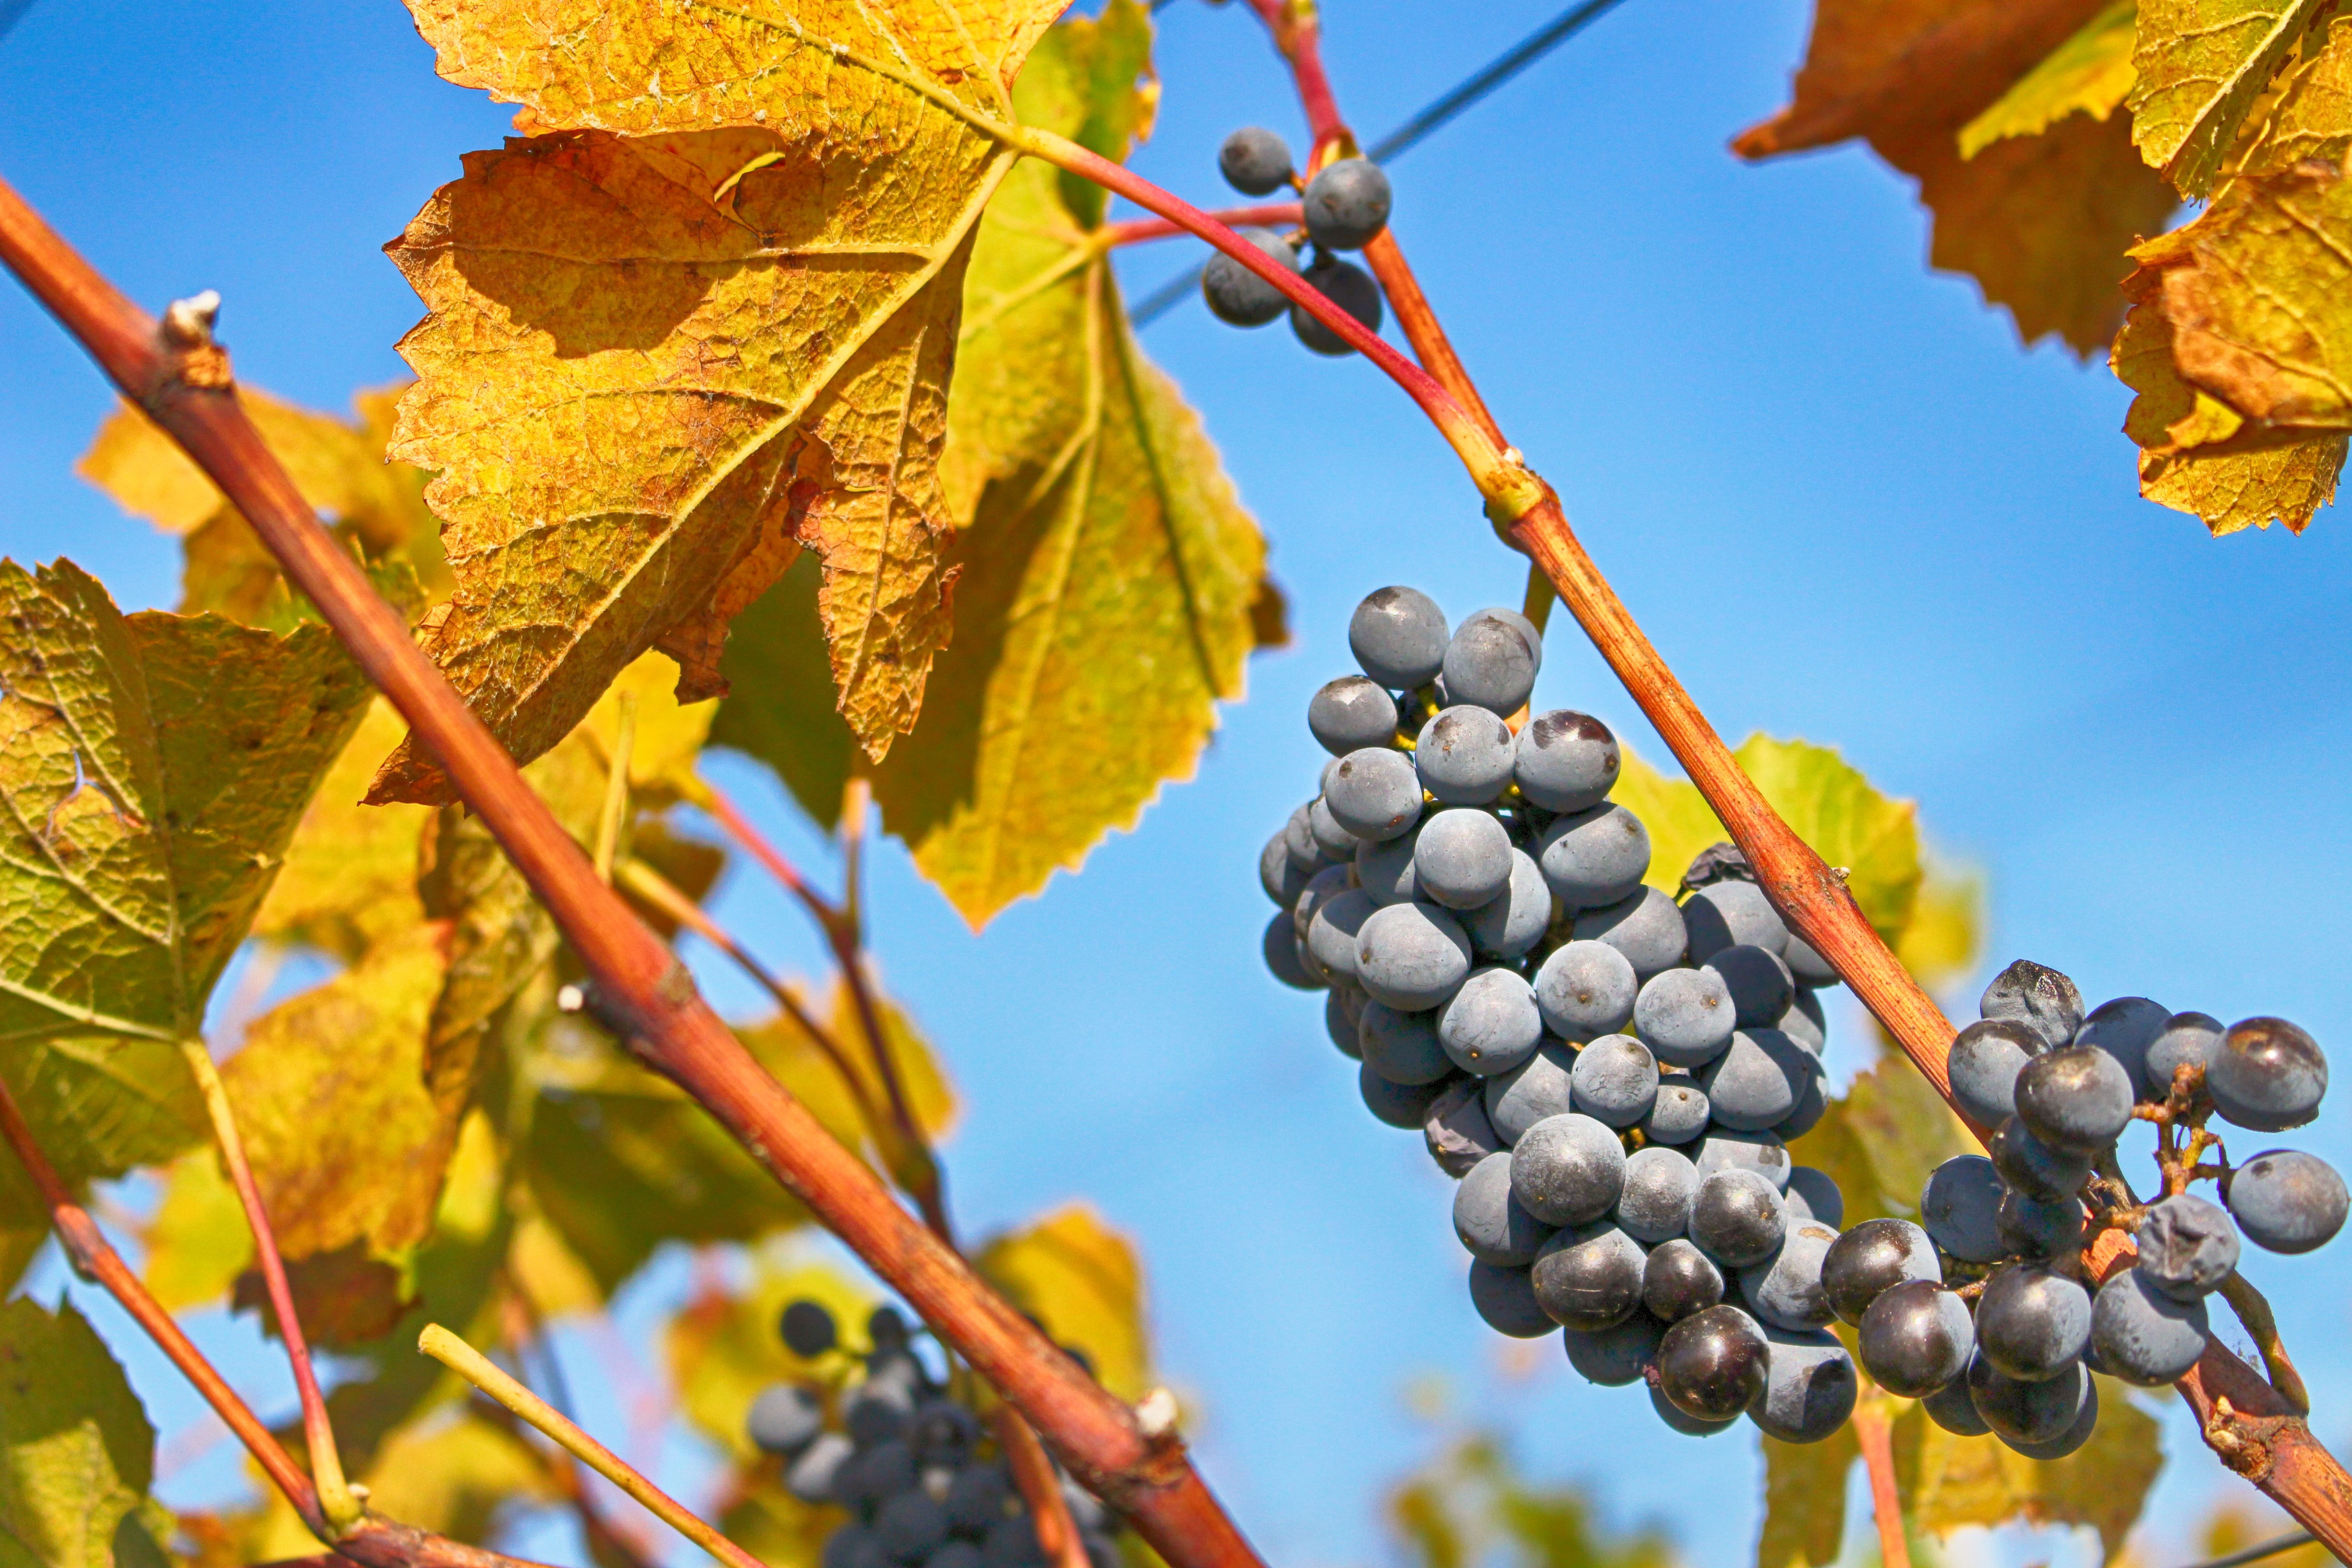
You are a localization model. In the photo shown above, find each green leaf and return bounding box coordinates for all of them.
[0,559,373,1056]
[1960,0,2138,157]
[1893,1382,2163,1557]
[1755,1427,1857,1568]
[1894,860,1985,993]
[0,1299,155,1568]
[710,552,859,832]
[2130,0,2331,196]
[1788,1057,1975,1228]
[977,1204,1151,1401]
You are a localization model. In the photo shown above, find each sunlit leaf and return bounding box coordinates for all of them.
[2129,0,2330,196]
[1892,1382,2163,1558]
[251,699,431,960]
[710,554,860,832]
[669,1254,874,1462]
[718,1483,843,1568]
[1959,0,2137,156]
[142,1148,251,1311]
[0,1299,155,1568]
[1788,1056,1975,1227]
[977,1204,1150,1401]
[353,1413,559,1545]
[821,976,959,1150]
[232,1243,416,1351]
[1893,860,1984,993]
[2229,10,2352,174]
[1756,1427,1857,1568]
[1388,1433,1678,1568]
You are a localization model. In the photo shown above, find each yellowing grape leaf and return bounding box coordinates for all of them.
[717,1484,843,1568]
[0,1300,155,1568]
[0,559,373,1048]
[1893,1384,2162,1558]
[375,0,1081,803]
[1756,1427,1857,1568]
[1609,745,1724,900]
[252,699,431,961]
[1737,0,2177,353]
[142,1148,253,1311]
[353,1414,559,1545]
[818,975,960,1146]
[1788,1056,1975,1227]
[976,1203,1150,1401]
[2230,11,2352,175]
[221,922,460,1260]
[1959,0,2137,156]
[669,1256,874,1462]
[2130,0,2331,196]
[862,0,1273,926]
[1894,860,1984,991]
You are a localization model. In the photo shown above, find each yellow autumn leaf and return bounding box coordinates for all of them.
[1607,745,1722,901]
[252,698,431,960]
[1756,1427,1858,1568]
[373,0,1076,803]
[2130,0,2331,196]
[1960,0,2138,157]
[1893,1387,2163,1558]
[1787,1056,1975,1227]
[669,1255,876,1462]
[142,1149,253,1311]
[976,1203,1151,1401]
[1894,861,1984,992]
[2229,10,2352,175]
[355,1415,560,1547]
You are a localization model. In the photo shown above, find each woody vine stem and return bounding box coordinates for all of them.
[0,6,2347,1565]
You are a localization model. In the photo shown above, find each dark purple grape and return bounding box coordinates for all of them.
[1739,1221,1838,1331]
[2225,1148,2350,1254]
[1648,1382,1740,1436]
[1468,1259,1557,1339]
[1821,1218,1940,1326]
[1784,1166,1845,1229]
[1423,1078,1503,1178]
[2001,1370,2098,1460]
[1349,586,1446,690]
[2076,995,2170,1101]
[1291,255,1383,357]
[1858,1280,1972,1396]
[1509,1113,1628,1227]
[1263,911,1320,990]
[1920,1155,2003,1263]
[782,1298,839,1358]
[1947,1018,2048,1128]
[1301,157,1392,250]
[1308,675,1401,756]
[1975,1263,2092,1381]
[2145,1011,2224,1099]
[1978,960,2083,1052]
[1615,1145,1699,1242]
[2206,1017,2328,1132]
[1967,1352,2088,1446]
[1569,888,1688,981]
[1704,944,1794,1031]
[1995,1188,2087,1259]
[1680,879,1788,964]
[2091,1267,2209,1386]
[749,1383,824,1455]
[1513,709,1619,812]
[1641,1238,1724,1323]
[1698,1028,1818,1132]
[1655,1304,1769,1422]
[1921,1377,1989,1436]
[1530,1221,1647,1331]
[1453,1151,1554,1265]
[1749,1327,1857,1444]
[1563,1311,1664,1387]
[2014,1046,2134,1154]
[2134,1193,2239,1297]
[1217,126,1294,196]
[1989,1113,2092,1201]
[1688,1169,1785,1269]
[1359,1063,1450,1129]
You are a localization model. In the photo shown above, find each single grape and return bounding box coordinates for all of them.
[2225,1148,2351,1253]
[1784,1166,1845,1229]
[1530,1220,1647,1331]
[1689,1169,1787,1269]
[1437,965,1544,1076]
[1656,1304,1770,1422]
[2208,1017,2328,1132]
[1976,1263,2092,1381]
[1201,226,1300,328]
[2002,1371,2098,1460]
[836,1439,915,1511]
[1355,901,1472,1010]
[1304,887,1376,982]
[1534,803,1651,911]
[1358,1001,1452,1086]
[1947,1018,2048,1128]
[1262,911,1321,990]
[1693,1128,1791,1191]
[1821,1218,1940,1325]
[1571,888,1689,981]
[1563,1312,1665,1387]
[1919,1155,2004,1263]
[825,1527,887,1568]
[1301,157,1392,250]
[1413,705,1516,805]
[1355,822,1421,906]
[944,1463,1009,1536]
[1921,1377,1990,1436]
[1483,1039,1579,1145]
[1217,126,1294,195]
[1642,1238,1725,1322]
[1509,1112,1628,1225]
[1749,1326,1859,1445]
[1424,1078,1504,1177]
[783,1298,839,1358]
[1979,959,2085,1052]
[2014,1045,2134,1154]
[1461,848,1550,959]
[1454,1151,1556,1265]
[2092,1267,2210,1386]
[1698,1028,1819,1132]
[787,1431,856,1504]
[1259,830,1308,908]
[1740,1221,1838,1332]
[1633,966,1737,1068]
[1857,1279,1973,1396]
[1777,986,1827,1053]
[1966,1352,2089,1447]
[1617,1144,1700,1242]
[1648,1381,1741,1437]
[1704,945,1794,1032]
[1641,1078,1711,1145]
[1323,747,1422,841]
[1324,982,1367,1060]
[1988,1114,2092,1202]
[1291,255,1382,355]
[1474,605,1544,671]
[877,1491,951,1563]
[749,1383,824,1455]
[2134,1193,2239,1298]
[1680,880,1788,965]
[1359,1063,1451,1129]
[2076,995,2171,1101]
[2146,1010,2224,1098]
[1570,1034,1660,1128]
[1307,796,1355,860]
[1415,809,1514,910]
[1533,940,1639,1038]
[1349,585,1446,689]
[1780,934,1837,988]
[1282,801,1324,872]
[1441,612,1538,716]
[1514,709,1620,812]
[1468,1259,1557,1338]
[1995,1189,2086,1259]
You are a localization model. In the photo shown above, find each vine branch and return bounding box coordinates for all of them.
[1850,1399,1911,1568]
[0,170,1264,1568]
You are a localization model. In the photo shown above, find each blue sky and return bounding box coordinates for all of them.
[5,1,2352,1565]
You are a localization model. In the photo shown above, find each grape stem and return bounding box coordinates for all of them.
[0,171,1267,1568]
[2216,1274,2312,1415]
[1215,0,2352,1540]
[1850,1398,1913,1568]
[1100,202,1301,247]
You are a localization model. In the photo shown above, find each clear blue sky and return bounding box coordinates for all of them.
[5,1,2351,1565]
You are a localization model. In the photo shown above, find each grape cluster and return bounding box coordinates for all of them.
[1258,585,1864,1442]
[746,1300,1124,1568]
[1861,964,2348,1451]
[1201,126,1392,357]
